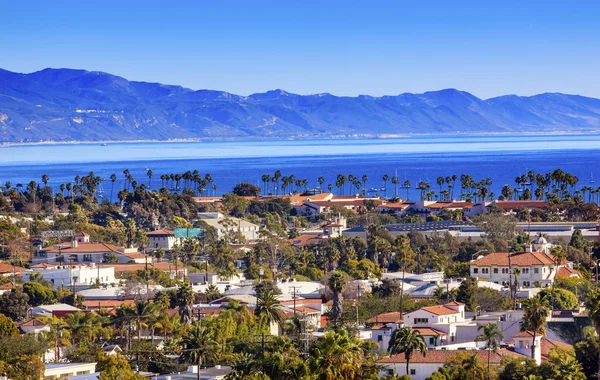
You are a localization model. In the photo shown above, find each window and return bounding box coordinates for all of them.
[377,335,382,342]
[83,254,93,262]
[473,268,479,274]
[534,268,539,274]
[414,318,428,324]
[523,281,530,287]
[429,337,435,345]
[410,369,416,375]
[522,268,530,274]
[502,268,509,274]
[493,268,498,274]
[481,268,489,274]
[519,340,524,348]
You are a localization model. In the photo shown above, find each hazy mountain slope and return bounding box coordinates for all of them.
[0,68,599,142]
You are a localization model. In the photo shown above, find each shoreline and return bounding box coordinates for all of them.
[0,130,598,148]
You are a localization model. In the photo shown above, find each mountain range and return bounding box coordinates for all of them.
[1,67,600,143]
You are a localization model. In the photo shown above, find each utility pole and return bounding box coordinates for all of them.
[356,282,360,328]
[145,251,149,301]
[290,285,301,318]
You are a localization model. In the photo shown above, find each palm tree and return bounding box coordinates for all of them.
[520,295,550,360]
[403,179,411,200]
[255,289,284,358]
[177,282,194,324]
[131,299,157,341]
[328,271,347,331]
[318,176,325,190]
[308,330,363,380]
[476,323,504,380]
[147,169,153,190]
[382,174,389,195]
[388,326,427,377]
[391,174,399,196]
[181,323,217,379]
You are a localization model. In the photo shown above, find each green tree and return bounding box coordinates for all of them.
[388,326,427,377]
[0,287,30,320]
[456,277,478,312]
[0,313,18,337]
[473,213,517,251]
[308,330,363,380]
[131,300,157,340]
[255,289,283,358]
[23,281,56,306]
[538,288,578,311]
[232,182,261,197]
[181,324,217,380]
[97,354,145,380]
[177,282,194,325]
[476,323,504,380]
[584,286,600,379]
[327,271,347,331]
[520,295,550,360]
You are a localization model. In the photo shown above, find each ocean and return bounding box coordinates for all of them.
[0,134,598,202]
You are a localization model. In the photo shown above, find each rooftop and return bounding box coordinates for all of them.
[418,305,461,316]
[366,312,403,324]
[378,349,521,364]
[471,251,567,267]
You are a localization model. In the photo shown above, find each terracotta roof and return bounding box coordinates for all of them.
[491,201,549,210]
[379,350,510,364]
[541,338,572,360]
[0,283,14,290]
[147,229,174,236]
[308,199,384,208]
[82,300,135,309]
[557,267,581,279]
[0,263,28,274]
[42,242,123,254]
[444,301,465,306]
[98,263,183,272]
[74,232,90,237]
[367,312,403,324]
[413,327,447,336]
[512,331,540,338]
[427,202,474,210]
[471,251,566,267]
[419,305,461,316]
[18,319,48,327]
[120,252,147,259]
[290,234,325,247]
[379,202,411,209]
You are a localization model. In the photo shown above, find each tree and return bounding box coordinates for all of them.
[0,313,18,337]
[388,326,427,376]
[473,213,517,250]
[584,286,600,379]
[520,295,550,360]
[0,288,30,320]
[308,330,363,380]
[23,281,56,306]
[255,289,283,357]
[476,323,504,380]
[177,282,194,324]
[232,182,261,197]
[131,300,157,340]
[327,271,347,331]
[456,277,478,312]
[181,324,217,380]
[538,288,578,311]
[97,354,145,380]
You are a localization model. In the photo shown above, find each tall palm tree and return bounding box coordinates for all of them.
[520,295,550,360]
[131,299,157,341]
[388,326,427,377]
[146,169,153,190]
[476,323,504,380]
[308,330,363,380]
[177,282,195,324]
[382,174,389,195]
[328,271,347,331]
[255,289,284,358]
[181,323,217,380]
[585,286,600,379]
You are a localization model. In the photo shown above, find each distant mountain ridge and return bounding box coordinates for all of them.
[0,67,599,143]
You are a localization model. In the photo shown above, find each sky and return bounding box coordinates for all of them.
[1,1,599,99]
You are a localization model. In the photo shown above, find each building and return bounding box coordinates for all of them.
[24,263,116,287]
[403,302,466,345]
[366,312,404,351]
[147,229,177,251]
[44,362,97,380]
[32,303,80,318]
[18,319,51,334]
[408,200,477,217]
[0,262,28,277]
[470,250,580,287]
[198,213,260,241]
[34,235,147,265]
[378,349,520,380]
[488,200,550,213]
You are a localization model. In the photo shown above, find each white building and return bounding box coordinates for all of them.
[199,213,260,241]
[403,302,466,345]
[34,234,147,265]
[44,362,97,380]
[470,248,580,288]
[147,229,177,251]
[24,264,116,287]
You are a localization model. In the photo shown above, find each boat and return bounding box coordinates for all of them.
[101,143,107,146]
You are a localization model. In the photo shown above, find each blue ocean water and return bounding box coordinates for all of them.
[0,134,598,201]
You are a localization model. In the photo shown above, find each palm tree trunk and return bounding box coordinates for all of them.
[198,356,202,380]
[406,357,410,377]
[487,348,491,380]
[531,331,536,361]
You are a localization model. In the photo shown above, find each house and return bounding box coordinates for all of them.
[0,262,28,277]
[366,312,404,351]
[408,200,477,217]
[18,319,51,334]
[378,349,521,380]
[377,202,411,216]
[147,229,177,251]
[470,250,580,287]
[300,198,384,216]
[101,344,123,356]
[32,303,81,318]
[0,282,14,295]
[44,362,97,379]
[34,236,147,265]
[198,213,260,241]
[157,365,233,379]
[403,302,466,344]
[488,200,550,213]
[24,263,116,287]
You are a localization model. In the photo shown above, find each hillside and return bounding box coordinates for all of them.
[1,68,600,142]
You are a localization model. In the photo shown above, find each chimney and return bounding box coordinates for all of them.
[72,239,78,248]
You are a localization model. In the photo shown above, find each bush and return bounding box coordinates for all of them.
[538,288,578,310]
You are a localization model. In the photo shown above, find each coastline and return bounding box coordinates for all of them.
[0,130,598,148]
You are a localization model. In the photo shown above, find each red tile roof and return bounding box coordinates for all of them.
[367,312,403,324]
[427,202,474,210]
[308,199,385,208]
[290,234,325,247]
[512,330,539,338]
[419,305,461,316]
[42,242,123,254]
[0,283,14,290]
[413,327,447,336]
[379,202,411,209]
[541,338,572,360]
[98,262,182,272]
[18,319,48,327]
[82,300,135,309]
[557,267,581,279]
[378,349,516,364]
[147,229,174,236]
[0,263,28,274]
[471,251,566,267]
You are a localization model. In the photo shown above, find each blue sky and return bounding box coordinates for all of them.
[1,1,599,98]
